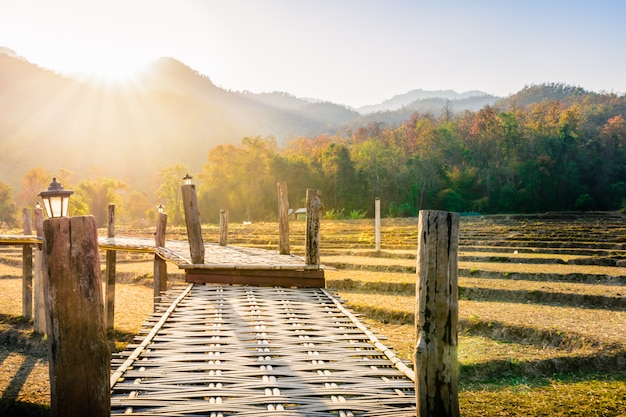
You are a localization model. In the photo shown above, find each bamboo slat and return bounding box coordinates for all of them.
[111,284,416,416]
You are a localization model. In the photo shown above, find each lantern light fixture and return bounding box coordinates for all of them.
[183,173,193,185]
[39,177,74,218]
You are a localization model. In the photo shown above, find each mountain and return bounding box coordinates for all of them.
[0,51,359,190]
[2,47,601,194]
[495,82,589,109]
[357,89,497,114]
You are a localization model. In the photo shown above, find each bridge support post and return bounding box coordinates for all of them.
[305,189,323,266]
[375,197,381,252]
[22,208,33,319]
[154,210,168,310]
[43,215,110,417]
[105,204,116,331]
[278,182,290,255]
[33,206,46,333]
[181,183,205,264]
[219,209,229,246]
[414,210,460,417]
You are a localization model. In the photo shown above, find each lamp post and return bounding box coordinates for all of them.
[181,172,204,264]
[38,177,73,218]
[39,178,110,416]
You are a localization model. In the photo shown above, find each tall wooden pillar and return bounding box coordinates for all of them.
[43,216,110,417]
[105,204,116,331]
[22,208,33,319]
[277,182,290,255]
[33,207,46,333]
[305,189,323,266]
[219,209,228,246]
[414,210,460,417]
[181,183,204,264]
[154,211,168,310]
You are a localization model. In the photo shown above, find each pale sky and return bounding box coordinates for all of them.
[1,0,625,108]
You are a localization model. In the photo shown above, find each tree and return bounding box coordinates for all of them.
[18,167,51,209]
[321,143,360,211]
[0,182,17,228]
[126,191,154,227]
[157,164,189,226]
[76,178,127,226]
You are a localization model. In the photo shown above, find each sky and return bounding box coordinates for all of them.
[1,0,626,108]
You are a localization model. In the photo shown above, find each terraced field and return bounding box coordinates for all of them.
[319,213,626,416]
[0,212,625,416]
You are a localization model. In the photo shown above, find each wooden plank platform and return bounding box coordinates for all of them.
[0,234,40,246]
[1,234,324,286]
[111,284,416,416]
[100,237,326,287]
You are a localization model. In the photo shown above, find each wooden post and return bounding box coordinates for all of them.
[33,207,46,333]
[154,211,168,310]
[43,216,110,417]
[105,204,116,332]
[414,210,460,417]
[22,208,33,319]
[181,183,205,264]
[219,209,229,246]
[375,197,381,252]
[277,182,290,255]
[305,189,323,266]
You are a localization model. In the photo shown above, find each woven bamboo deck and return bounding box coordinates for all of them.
[99,237,326,287]
[111,283,416,416]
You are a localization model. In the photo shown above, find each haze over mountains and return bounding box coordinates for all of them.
[0,47,502,189]
[7,46,615,194]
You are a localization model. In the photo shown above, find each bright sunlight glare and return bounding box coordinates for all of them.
[52,52,152,82]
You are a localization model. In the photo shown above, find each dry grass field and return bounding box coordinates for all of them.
[1,213,625,416]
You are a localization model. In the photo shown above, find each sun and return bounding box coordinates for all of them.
[52,52,152,83]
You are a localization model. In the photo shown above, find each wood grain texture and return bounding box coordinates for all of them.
[43,216,110,417]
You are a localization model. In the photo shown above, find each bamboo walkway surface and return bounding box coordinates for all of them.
[98,237,319,271]
[1,235,317,271]
[111,283,416,416]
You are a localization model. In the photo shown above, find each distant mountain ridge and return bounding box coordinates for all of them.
[357,88,497,114]
[0,46,614,191]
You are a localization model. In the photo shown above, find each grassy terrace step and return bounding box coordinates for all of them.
[338,291,625,381]
[462,239,626,250]
[460,245,626,257]
[326,269,625,310]
[321,254,626,284]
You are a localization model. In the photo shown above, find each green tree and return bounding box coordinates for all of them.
[76,178,127,226]
[321,143,360,211]
[0,182,17,228]
[157,164,189,226]
[126,191,154,227]
[18,167,51,209]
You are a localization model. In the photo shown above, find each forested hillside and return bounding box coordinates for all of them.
[0,48,498,191]
[0,51,359,190]
[198,84,626,222]
[1,46,626,225]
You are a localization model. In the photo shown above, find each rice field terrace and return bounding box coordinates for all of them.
[1,211,625,416]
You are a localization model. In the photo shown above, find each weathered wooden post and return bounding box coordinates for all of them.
[22,208,33,319]
[219,209,229,246]
[181,176,204,264]
[154,209,168,310]
[105,203,116,332]
[375,197,381,252]
[43,216,110,417]
[305,189,323,266]
[277,182,290,255]
[33,206,46,333]
[414,210,460,417]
